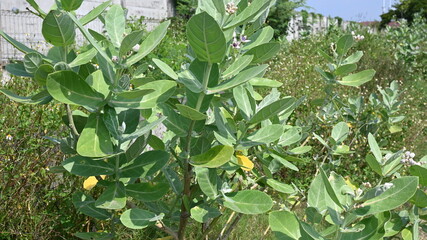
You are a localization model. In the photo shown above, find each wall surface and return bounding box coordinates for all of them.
[0,0,174,63]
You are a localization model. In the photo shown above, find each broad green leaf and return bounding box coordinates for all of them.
[5,63,32,77]
[289,146,312,155]
[176,104,207,120]
[163,167,183,194]
[125,182,169,202]
[0,30,44,56]
[411,189,427,208]
[343,51,364,64]
[269,211,301,240]
[207,65,268,94]
[299,220,326,240]
[0,89,52,105]
[191,205,221,223]
[105,5,125,47]
[409,165,427,186]
[244,43,281,64]
[308,173,328,214]
[336,35,354,57]
[26,0,47,17]
[224,0,272,29]
[147,135,165,151]
[177,70,203,93]
[331,122,349,143]
[72,192,110,220]
[222,55,254,79]
[126,21,170,66]
[161,105,190,137]
[368,133,382,163]
[354,177,418,216]
[80,1,112,25]
[62,156,114,176]
[77,113,114,158]
[120,208,156,229]
[195,167,218,199]
[190,145,234,168]
[61,0,83,11]
[34,64,54,85]
[223,190,273,214]
[338,69,376,87]
[74,232,113,240]
[249,97,295,124]
[320,169,343,210]
[120,30,145,57]
[267,179,295,194]
[246,124,283,144]
[365,154,383,175]
[102,105,120,140]
[69,48,97,67]
[271,154,299,171]
[340,214,388,240]
[85,70,110,98]
[243,26,274,50]
[335,64,357,76]
[125,134,150,161]
[42,10,75,46]
[109,80,176,109]
[23,52,43,74]
[152,58,178,80]
[47,71,105,108]
[120,150,170,178]
[233,85,253,119]
[278,128,301,147]
[95,182,126,210]
[249,78,283,87]
[187,12,226,63]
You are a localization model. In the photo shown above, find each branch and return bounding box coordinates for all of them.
[156,221,179,240]
[65,104,80,137]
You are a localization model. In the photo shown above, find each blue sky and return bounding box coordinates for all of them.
[303,0,400,21]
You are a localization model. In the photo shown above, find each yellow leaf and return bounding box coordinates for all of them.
[346,122,353,128]
[344,176,358,190]
[237,154,254,171]
[83,175,106,190]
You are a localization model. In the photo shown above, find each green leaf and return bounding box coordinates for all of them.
[354,177,419,216]
[125,135,150,161]
[102,106,120,140]
[95,182,126,210]
[368,133,382,163]
[340,214,388,240]
[195,167,218,200]
[249,78,283,87]
[69,48,98,67]
[365,154,383,175]
[26,0,47,17]
[331,122,349,144]
[343,51,363,64]
[161,105,190,137]
[176,104,207,120]
[299,220,326,240]
[289,146,312,155]
[271,154,299,171]
[224,0,272,29]
[338,69,376,87]
[120,208,156,229]
[243,26,274,50]
[335,64,357,76]
[249,97,295,124]
[191,205,221,223]
[267,179,295,194]
[222,55,254,79]
[85,70,110,99]
[77,113,114,158]
[126,20,170,66]
[411,189,427,208]
[125,182,169,202]
[224,190,273,214]
[147,135,165,151]
[23,52,43,74]
[74,232,113,240]
[409,165,427,186]
[42,10,75,46]
[0,89,52,105]
[187,12,226,63]
[72,192,110,220]
[61,0,83,11]
[233,84,254,119]
[152,58,178,80]
[246,124,283,144]
[34,64,54,85]
[120,30,145,57]
[207,65,268,94]
[47,70,104,108]
[190,145,234,168]
[269,210,301,240]
[5,63,32,77]
[279,127,302,146]
[62,156,114,176]
[319,169,343,210]
[80,1,111,25]
[120,150,170,178]
[109,80,176,109]
[0,30,45,56]
[105,5,125,47]
[336,35,354,57]
[244,43,281,64]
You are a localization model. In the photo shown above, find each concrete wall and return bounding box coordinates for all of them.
[0,0,174,63]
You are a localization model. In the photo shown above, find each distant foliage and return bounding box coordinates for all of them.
[267,0,306,37]
[380,0,427,28]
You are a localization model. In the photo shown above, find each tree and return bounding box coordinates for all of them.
[267,0,307,37]
[380,0,427,28]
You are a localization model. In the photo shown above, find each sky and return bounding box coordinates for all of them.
[303,0,400,21]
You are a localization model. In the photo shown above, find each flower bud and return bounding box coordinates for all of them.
[132,44,140,52]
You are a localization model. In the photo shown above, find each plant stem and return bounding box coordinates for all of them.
[198,214,222,240]
[65,104,80,137]
[156,221,179,240]
[177,63,213,240]
[219,213,242,240]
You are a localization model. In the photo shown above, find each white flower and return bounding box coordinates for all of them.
[226,2,238,14]
[6,134,13,141]
[383,183,394,190]
[111,56,119,63]
[132,44,140,52]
